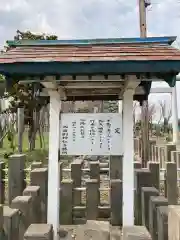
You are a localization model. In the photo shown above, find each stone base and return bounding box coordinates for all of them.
[122,226,151,240]
[76,220,110,239]
[58,221,121,239]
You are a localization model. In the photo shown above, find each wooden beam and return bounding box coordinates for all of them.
[40,85,145,97]
[42,87,67,100]
[62,81,123,89]
[60,75,124,81]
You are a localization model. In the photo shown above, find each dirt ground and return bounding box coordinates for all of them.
[58,224,122,239]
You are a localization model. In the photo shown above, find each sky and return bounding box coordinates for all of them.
[0,0,180,120]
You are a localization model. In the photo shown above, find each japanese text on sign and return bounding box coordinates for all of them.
[61,125,68,154]
[60,113,122,156]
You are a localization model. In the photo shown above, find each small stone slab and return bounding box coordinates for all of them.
[141,187,159,229]
[3,206,19,240]
[24,224,53,240]
[0,205,3,239]
[123,226,152,240]
[149,196,168,240]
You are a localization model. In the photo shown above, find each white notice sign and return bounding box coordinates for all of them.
[60,113,122,156]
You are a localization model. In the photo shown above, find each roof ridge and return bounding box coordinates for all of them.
[6,36,176,47]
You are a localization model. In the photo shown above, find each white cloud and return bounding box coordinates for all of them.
[0,0,179,42]
[0,0,180,116]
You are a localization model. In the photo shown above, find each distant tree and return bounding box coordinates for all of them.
[148,103,156,136]
[2,30,58,150]
[159,100,172,134]
[103,101,118,113]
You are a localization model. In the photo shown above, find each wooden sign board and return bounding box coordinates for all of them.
[60,113,123,156]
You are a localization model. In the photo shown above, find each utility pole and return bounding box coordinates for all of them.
[139,0,147,37]
[139,0,151,167]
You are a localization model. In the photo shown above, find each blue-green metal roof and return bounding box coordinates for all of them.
[0,35,180,102]
[6,36,176,46]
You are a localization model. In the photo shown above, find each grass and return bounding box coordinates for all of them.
[0,131,49,166]
[0,130,73,167]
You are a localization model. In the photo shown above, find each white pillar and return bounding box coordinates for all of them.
[118,100,122,113]
[120,100,123,140]
[123,88,134,226]
[47,91,61,240]
[172,85,179,144]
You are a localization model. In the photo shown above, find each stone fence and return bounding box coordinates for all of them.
[0,153,135,239]
[134,137,180,185]
[0,154,158,239]
[132,163,180,240]
[131,137,180,240]
[1,156,178,239]
[2,141,180,239]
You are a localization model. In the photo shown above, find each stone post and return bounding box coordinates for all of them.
[141,187,159,230]
[165,162,178,204]
[23,185,41,223]
[149,196,168,240]
[159,147,165,169]
[177,151,180,168]
[24,224,53,240]
[149,139,156,162]
[31,162,42,170]
[151,144,155,162]
[86,179,99,220]
[89,161,100,203]
[171,151,178,163]
[157,206,168,240]
[17,107,24,153]
[164,143,176,162]
[109,155,122,180]
[134,169,151,225]
[0,205,3,239]
[0,162,5,204]
[155,146,159,162]
[71,159,83,206]
[30,168,48,222]
[139,137,142,159]
[90,161,100,186]
[168,205,180,240]
[110,179,122,226]
[148,162,160,191]
[8,154,26,204]
[134,138,138,154]
[134,162,141,169]
[59,162,63,183]
[11,195,33,240]
[3,206,20,240]
[60,179,73,224]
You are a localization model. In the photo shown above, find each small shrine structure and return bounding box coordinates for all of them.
[0,36,180,239]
